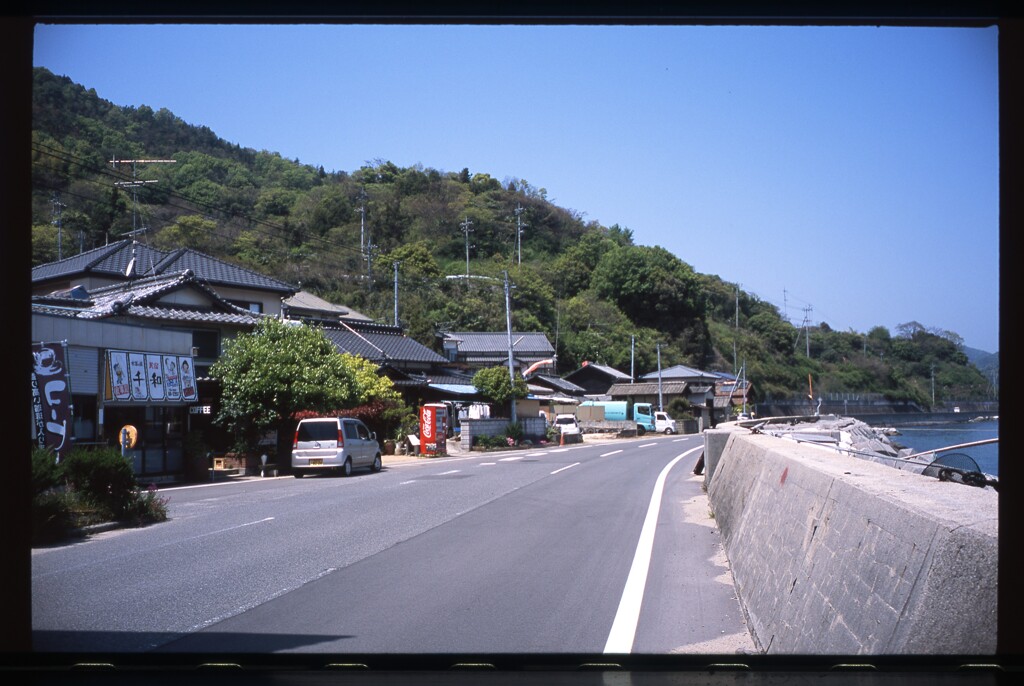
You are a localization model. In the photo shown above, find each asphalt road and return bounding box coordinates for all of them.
[31,433,754,658]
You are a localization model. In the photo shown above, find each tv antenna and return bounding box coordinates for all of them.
[110,156,176,239]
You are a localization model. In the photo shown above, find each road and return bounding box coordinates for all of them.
[32,433,754,658]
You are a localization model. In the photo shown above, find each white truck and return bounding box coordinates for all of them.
[577,401,677,435]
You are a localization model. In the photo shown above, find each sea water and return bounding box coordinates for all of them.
[884,418,999,476]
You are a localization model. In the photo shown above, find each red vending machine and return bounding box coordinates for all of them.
[419,403,448,456]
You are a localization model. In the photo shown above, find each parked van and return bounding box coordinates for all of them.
[292,417,382,478]
[654,411,677,434]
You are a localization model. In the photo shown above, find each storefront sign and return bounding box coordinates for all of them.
[107,350,197,403]
[31,341,73,456]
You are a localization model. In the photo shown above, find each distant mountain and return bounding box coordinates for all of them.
[964,346,999,389]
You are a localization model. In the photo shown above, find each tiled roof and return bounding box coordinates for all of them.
[31,270,263,326]
[444,331,554,355]
[640,364,719,381]
[32,239,297,294]
[530,374,586,395]
[606,381,691,397]
[565,362,632,380]
[283,291,372,320]
[322,327,447,365]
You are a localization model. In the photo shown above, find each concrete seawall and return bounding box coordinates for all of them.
[703,426,997,654]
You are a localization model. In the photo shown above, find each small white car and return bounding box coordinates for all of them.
[291,417,382,478]
[554,414,581,435]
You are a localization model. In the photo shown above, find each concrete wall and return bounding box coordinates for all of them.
[462,416,547,447]
[704,428,997,655]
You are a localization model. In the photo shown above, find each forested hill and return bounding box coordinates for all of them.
[30,67,998,406]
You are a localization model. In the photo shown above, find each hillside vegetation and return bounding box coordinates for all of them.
[30,67,997,406]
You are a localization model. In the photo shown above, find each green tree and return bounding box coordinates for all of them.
[152,214,220,252]
[211,319,400,459]
[472,366,528,413]
[590,244,705,337]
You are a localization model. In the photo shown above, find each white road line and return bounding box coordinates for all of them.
[439,469,462,475]
[601,450,623,457]
[549,448,571,453]
[550,462,580,475]
[400,480,417,485]
[499,456,524,462]
[604,445,702,654]
[480,462,496,466]
[526,452,548,457]
[672,438,688,442]
[639,443,658,448]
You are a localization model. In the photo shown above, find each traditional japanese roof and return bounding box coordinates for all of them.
[568,361,632,379]
[529,374,586,395]
[31,270,262,325]
[283,290,372,321]
[321,324,447,365]
[639,364,720,382]
[32,239,297,294]
[442,331,554,355]
[606,380,692,397]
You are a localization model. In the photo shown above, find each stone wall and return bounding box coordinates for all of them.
[703,428,997,654]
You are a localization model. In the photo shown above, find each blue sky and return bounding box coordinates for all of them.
[33,22,1000,352]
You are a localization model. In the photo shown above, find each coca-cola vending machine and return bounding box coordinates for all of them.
[419,403,448,456]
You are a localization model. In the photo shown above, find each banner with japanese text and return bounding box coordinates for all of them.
[31,341,73,456]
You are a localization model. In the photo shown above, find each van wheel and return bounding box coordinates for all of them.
[637,425,647,436]
[371,454,382,472]
[293,471,304,478]
[665,428,675,435]
[341,458,353,477]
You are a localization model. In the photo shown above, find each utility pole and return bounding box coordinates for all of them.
[110,157,175,238]
[630,335,635,383]
[357,188,367,260]
[504,270,517,423]
[514,203,527,267]
[931,364,936,407]
[804,305,812,358]
[393,261,400,327]
[656,343,664,412]
[460,217,474,277]
[51,192,66,261]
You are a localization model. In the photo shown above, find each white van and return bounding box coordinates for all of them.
[291,417,382,478]
[654,411,677,434]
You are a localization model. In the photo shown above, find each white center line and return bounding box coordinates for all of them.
[601,450,623,457]
[604,445,702,654]
[550,462,580,475]
[639,443,657,448]
[480,462,496,466]
[499,456,524,462]
[439,470,461,475]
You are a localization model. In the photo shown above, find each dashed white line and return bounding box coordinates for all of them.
[499,456,524,462]
[639,443,658,448]
[550,462,580,475]
[439,470,461,475]
[601,450,623,457]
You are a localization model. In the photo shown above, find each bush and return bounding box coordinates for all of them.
[121,484,170,526]
[31,490,76,544]
[32,446,63,496]
[60,447,138,519]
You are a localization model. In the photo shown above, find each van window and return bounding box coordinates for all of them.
[344,422,360,440]
[356,423,370,440]
[298,421,337,442]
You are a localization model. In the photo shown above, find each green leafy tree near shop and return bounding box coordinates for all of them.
[472,366,529,415]
[211,318,401,461]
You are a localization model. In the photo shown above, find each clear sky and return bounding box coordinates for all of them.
[32,22,1000,352]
